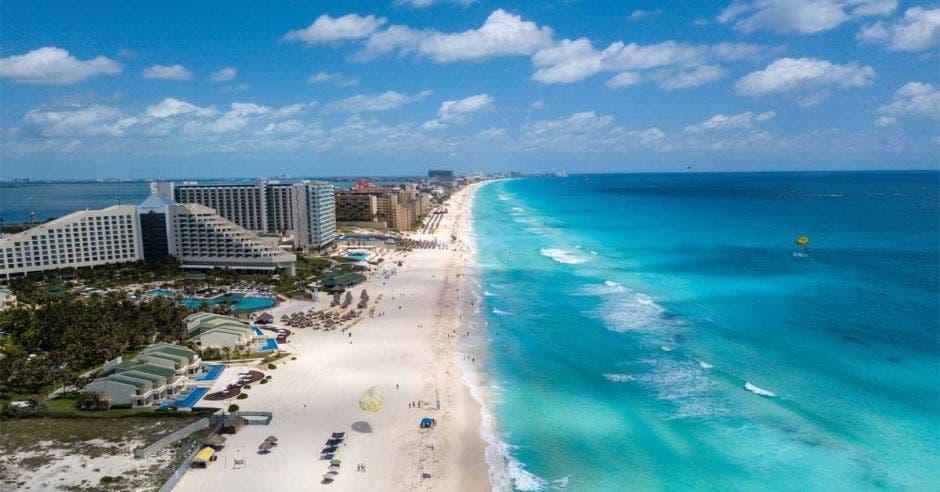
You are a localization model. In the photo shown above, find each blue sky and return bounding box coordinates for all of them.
[1,0,938,179]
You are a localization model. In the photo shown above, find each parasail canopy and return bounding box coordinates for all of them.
[795,236,809,247]
[359,386,384,412]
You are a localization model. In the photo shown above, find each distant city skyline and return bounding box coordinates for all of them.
[1,0,938,179]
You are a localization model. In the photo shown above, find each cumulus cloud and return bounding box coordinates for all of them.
[142,64,192,81]
[532,38,762,85]
[24,105,135,137]
[395,0,475,7]
[423,93,494,129]
[209,67,237,82]
[629,9,662,21]
[606,71,642,89]
[526,111,614,136]
[654,64,726,90]
[361,9,554,62]
[734,57,874,100]
[326,90,432,112]
[857,7,940,51]
[145,98,219,118]
[284,14,387,44]
[875,82,940,125]
[718,0,896,34]
[307,71,359,86]
[684,110,776,133]
[0,47,122,84]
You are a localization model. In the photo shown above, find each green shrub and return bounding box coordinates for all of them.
[236,393,247,400]
[242,385,251,390]
[99,476,116,484]
[228,404,239,412]
[259,379,268,385]
[267,363,276,370]
[75,391,112,411]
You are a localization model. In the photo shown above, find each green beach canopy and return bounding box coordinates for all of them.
[359,386,384,412]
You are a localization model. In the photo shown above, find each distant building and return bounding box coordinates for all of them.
[428,169,456,187]
[335,186,433,231]
[185,312,263,351]
[0,288,18,311]
[174,182,268,233]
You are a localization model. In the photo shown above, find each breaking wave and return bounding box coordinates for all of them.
[540,248,588,265]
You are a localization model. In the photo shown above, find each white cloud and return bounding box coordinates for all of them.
[654,64,726,90]
[362,9,554,62]
[0,47,122,84]
[307,71,359,86]
[606,71,641,88]
[209,67,237,82]
[735,57,875,97]
[142,64,192,81]
[326,90,432,112]
[629,9,661,22]
[718,0,896,34]
[526,111,614,136]
[876,82,940,125]
[145,98,219,118]
[684,110,776,133]
[284,14,387,45]
[24,105,134,137]
[424,93,494,129]
[475,127,506,139]
[857,7,940,51]
[395,0,475,7]
[532,38,763,84]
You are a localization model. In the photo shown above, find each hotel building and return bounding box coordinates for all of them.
[173,182,268,233]
[0,194,296,281]
[335,187,432,231]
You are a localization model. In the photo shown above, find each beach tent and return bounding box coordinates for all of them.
[420,418,436,429]
[192,447,216,468]
[256,313,274,324]
[359,386,384,412]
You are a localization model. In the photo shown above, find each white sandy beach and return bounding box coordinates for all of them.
[174,182,491,492]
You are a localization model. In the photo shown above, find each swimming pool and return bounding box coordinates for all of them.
[193,364,225,382]
[147,289,175,297]
[180,293,275,312]
[160,387,208,409]
[256,338,278,352]
[346,250,371,261]
[251,326,264,336]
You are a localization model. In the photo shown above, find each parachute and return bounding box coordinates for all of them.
[795,236,809,247]
[359,386,384,412]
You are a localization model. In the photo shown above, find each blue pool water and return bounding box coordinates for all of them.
[252,326,264,336]
[257,338,278,352]
[161,387,208,409]
[471,172,939,491]
[347,251,371,261]
[180,293,275,312]
[194,364,225,382]
[147,289,175,297]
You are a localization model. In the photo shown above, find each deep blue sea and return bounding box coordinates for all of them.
[470,172,939,491]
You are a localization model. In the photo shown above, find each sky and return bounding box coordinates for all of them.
[0,0,938,179]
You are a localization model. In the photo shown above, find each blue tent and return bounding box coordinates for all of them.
[420,418,436,429]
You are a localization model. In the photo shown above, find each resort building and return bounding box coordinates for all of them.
[290,181,337,251]
[134,343,202,377]
[0,194,297,282]
[185,312,260,351]
[335,187,433,231]
[0,205,143,281]
[155,180,337,251]
[173,182,268,233]
[169,203,297,275]
[84,374,158,407]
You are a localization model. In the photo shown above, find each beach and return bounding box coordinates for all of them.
[175,181,491,491]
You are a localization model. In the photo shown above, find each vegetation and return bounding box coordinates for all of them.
[0,293,189,398]
[272,254,333,297]
[236,394,247,400]
[228,404,239,412]
[75,391,111,411]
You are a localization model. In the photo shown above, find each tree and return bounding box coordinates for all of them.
[76,391,112,411]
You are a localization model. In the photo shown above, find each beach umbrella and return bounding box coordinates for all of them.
[330,459,342,466]
[265,435,278,442]
[359,386,384,412]
[258,441,274,451]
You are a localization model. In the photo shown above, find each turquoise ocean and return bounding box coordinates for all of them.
[467,172,939,491]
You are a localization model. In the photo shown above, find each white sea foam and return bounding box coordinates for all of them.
[603,373,635,382]
[492,308,514,316]
[578,282,667,333]
[590,250,598,255]
[699,361,713,369]
[540,248,587,265]
[483,290,498,297]
[745,382,776,397]
[574,245,582,249]
[660,345,676,352]
[497,195,511,201]
[512,207,525,212]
